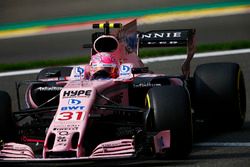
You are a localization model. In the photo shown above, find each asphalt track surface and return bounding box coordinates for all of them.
[0,52,250,167]
[0,0,225,24]
[0,1,250,63]
[1,13,250,64]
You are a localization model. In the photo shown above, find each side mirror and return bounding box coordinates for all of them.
[132,67,149,74]
[45,70,61,78]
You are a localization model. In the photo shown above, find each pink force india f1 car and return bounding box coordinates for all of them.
[0,19,246,162]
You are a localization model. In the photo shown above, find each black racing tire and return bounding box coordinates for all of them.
[193,63,246,129]
[146,85,193,159]
[37,66,73,80]
[0,91,18,142]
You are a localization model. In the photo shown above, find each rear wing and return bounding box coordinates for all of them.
[138,29,195,48]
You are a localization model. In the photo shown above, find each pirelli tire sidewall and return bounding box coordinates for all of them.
[146,85,193,159]
[0,90,17,142]
[193,63,246,129]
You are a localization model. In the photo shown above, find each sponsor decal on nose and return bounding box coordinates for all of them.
[68,99,81,105]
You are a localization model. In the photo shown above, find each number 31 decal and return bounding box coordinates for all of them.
[56,111,85,121]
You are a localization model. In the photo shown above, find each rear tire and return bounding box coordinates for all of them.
[193,63,246,129]
[0,91,17,142]
[146,85,193,159]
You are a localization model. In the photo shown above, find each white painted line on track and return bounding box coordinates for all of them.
[0,68,43,77]
[194,142,250,147]
[0,48,250,77]
[142,48,250,63]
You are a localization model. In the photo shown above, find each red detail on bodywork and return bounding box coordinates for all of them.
[21,136,44,143]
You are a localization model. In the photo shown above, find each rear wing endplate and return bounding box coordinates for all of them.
[139,29,195,48]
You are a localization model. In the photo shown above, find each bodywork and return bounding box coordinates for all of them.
[0,19,195,160]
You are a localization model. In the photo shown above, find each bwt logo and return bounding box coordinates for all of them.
[63,90,92,97]
[76,67,84,75]
[121,65,130,73]
[68,99,81,105]
[61,106,85,111]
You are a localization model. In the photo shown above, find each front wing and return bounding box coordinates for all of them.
[0,130,170,162]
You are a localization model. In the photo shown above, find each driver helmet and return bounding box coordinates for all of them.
[90,52,118,79]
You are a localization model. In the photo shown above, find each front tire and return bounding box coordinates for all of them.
[0,91,17,142]
[146,85,193,159]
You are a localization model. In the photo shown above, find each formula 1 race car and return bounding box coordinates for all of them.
[0,19,246,163]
